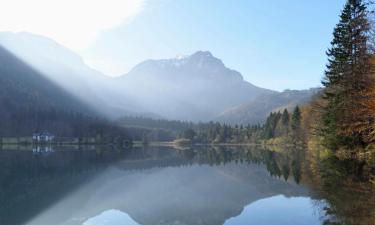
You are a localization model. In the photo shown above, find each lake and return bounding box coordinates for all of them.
[0,145,374,225]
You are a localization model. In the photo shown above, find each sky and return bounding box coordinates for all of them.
[0,0,346,91]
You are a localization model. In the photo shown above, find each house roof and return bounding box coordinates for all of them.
[33,131,54,136]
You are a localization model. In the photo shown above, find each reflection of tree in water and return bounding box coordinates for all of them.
[182,145,304,185]
[0,145,305,225]
[85,146,309,225]
[292,159,302,184]
[303,148,375,225]
[282,156,291,181]
[203,145,375,225]
[2,144,373,225]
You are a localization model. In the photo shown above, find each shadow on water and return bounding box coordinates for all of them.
[0,145,373,225]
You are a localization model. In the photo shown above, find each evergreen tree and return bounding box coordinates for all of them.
[281,109,290,126]
[321,0,375,149]
[291,106,301,132]
[183,128,196,140]
[263,112,282,139]
[290,106,302,143]
[281,109,290,135]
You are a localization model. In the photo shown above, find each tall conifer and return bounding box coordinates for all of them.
[321,0,375,149]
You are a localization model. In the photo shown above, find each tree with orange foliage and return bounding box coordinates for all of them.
[321,0,375,150]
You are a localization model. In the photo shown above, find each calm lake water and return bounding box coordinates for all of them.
[0,145,374,225]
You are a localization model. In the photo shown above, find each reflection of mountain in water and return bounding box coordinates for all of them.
[225,195,322,225]
[0,146,310,225]
[84,164,308,225]
[83,209,140,225]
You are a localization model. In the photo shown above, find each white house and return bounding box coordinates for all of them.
[32,131,55,142]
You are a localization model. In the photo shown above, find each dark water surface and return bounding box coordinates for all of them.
[0,145,374,225]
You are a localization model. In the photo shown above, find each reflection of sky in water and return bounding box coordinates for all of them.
[83,210,140,225]
[224,195,321,225]
[25,163,321,225]
[83,196,320,225]
[1,145,324,225]
[3,147,373,225]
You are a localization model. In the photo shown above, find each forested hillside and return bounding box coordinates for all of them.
[217,88,319,125]
[0,32,143,119]
[0,46,129,139]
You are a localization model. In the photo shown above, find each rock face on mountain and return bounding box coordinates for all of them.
[119,51,275,121]
[217,88,320,125]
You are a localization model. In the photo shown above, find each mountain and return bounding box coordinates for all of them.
[119,51,275,121]
[0,32,317,125]
[0,45,130,138]
[0,45,93,113]
[217,88,320,125]
[0,32,143,118]
[0,45,92,136]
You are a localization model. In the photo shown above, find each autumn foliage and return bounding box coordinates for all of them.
[319,0,375,150]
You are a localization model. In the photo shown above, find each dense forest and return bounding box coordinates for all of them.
[117,107,302,145]
[172,106,303,145]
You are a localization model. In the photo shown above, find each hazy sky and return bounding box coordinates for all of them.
[0,0,345,91]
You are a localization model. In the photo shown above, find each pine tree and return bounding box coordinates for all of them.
[281,109,290,125]
[281,109,290,135]
[291,106,301,133]
[263,112,282,139]
[321,0,375,149]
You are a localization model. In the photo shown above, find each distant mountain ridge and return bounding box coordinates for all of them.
[217,88,320,125]
[0,45,101,136]
[0,32,143,118]
[0,32,318,125]
[0,46,90,113]
[119,51,276,121]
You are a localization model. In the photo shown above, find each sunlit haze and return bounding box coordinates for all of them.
[0,0,145,50]
[1,1,375,224]
[0,0,347,90]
